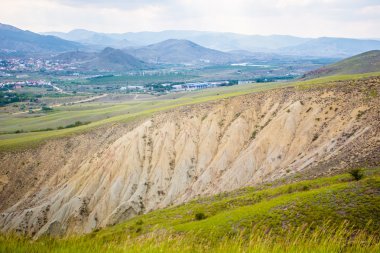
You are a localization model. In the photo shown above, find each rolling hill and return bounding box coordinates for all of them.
[303,50,380,79]
[53,47,149,71]
[0,23,82,54]
[126,39,234,64]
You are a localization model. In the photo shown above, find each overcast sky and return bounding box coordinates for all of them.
[1,0,380,38]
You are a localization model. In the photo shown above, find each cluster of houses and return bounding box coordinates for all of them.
[0,58,76,73]
[172,81,230,91]
[0,80,52,90]
[119,81,234,93]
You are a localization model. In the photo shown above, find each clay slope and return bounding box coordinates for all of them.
[1,77,379,237]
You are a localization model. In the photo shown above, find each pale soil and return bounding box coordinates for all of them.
[0,77,379,237]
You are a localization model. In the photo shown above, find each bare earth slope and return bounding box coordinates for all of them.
[0,77,379,237]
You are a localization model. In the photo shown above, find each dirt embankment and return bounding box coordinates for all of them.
[0,77,379,237]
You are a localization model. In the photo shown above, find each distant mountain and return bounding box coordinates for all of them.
[125,39,235,64]
[54,47,148,72]
[0,23,82,54]
[278,38,380,58]
[52,50,97,63]
[43,29,380,58]
[120,31,310,52]
[45,29,138,49]
[45,30,310,52]
[303,50,380,79]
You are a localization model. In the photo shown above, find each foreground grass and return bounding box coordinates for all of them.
[1,223,378,253]
[1,168,379,252]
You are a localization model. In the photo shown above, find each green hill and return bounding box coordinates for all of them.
[303,50,380,79]
[1,168,379,253]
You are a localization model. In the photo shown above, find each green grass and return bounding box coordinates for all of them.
[296,71,380,89]
[1,168,379,252]
[1,72,380,152]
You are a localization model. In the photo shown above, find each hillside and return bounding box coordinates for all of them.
[0,75,379,238]
[0,23,82,54]
[278,37,380,57]
[86,47,148,71]
[126,39,234,64]
[303,50,380,79]
[53,47,149,71]
[1,169,379,252]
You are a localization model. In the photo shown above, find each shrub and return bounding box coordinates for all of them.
[195,212,206,220]
[349,169,364,181]
[251,130,258,140]
[42,106,53,112]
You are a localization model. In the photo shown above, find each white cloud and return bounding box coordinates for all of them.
[0,0,379,38]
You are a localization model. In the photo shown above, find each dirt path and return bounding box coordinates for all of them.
[12,94,108,115]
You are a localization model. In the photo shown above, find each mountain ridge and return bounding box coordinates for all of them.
[125,39,235,64]
[44,28,380,57]
[0,23,83,54]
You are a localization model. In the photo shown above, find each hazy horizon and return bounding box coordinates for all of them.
[1,0,379,39]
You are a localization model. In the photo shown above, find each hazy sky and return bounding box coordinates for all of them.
[1,0,380,38]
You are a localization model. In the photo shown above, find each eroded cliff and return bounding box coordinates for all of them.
[1,77,379,237]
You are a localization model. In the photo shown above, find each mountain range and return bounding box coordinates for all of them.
[45,28,380,58]
[2,22,380,69]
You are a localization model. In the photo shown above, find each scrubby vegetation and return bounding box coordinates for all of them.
[1,168,379,252]
[349,168,364,181]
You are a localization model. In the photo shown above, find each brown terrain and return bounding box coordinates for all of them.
[0,77,379,238]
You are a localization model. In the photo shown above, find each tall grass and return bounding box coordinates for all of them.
[1,221,378,253]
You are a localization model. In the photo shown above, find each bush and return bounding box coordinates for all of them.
[195,212,206,220]
[349,169,364,181]
[42,106,53,112]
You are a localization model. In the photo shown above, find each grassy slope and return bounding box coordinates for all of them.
[304,50,380,78]
[1,169,379,252]
[1,71,380,152]
[328,50,380,75]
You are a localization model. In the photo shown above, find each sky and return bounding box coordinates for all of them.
[1,0,380,38]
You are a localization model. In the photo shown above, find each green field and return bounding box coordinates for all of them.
[1,72,380,152]
[1,168,379,252]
